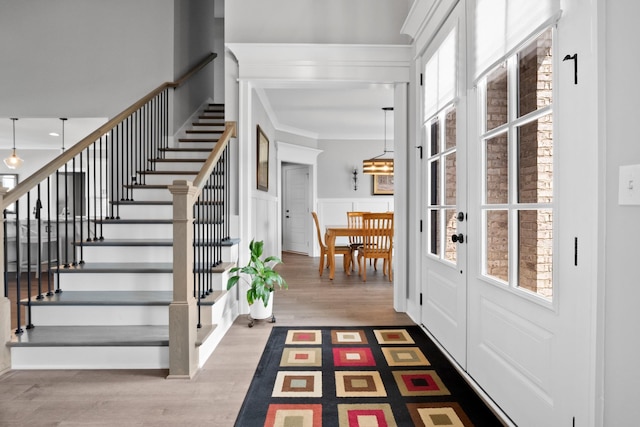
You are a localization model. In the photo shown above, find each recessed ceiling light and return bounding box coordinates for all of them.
[49,132,59,137]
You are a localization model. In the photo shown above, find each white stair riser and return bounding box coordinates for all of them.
[81,246,172,263]
[117,204,173,219]
[162,151,210,160]
[186,129,225,135]
[143,173,198,186]
[177,142,216,150]
[11,346,168,369]
[102,222,172,239]
[152,162,205,172]
[57,273,173,291]
[30,305,168,326]
[129,187,173,202]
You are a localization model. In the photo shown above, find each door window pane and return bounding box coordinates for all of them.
[518,209,553,299]
[485,133,508,204]
[444,153,457,206]
[486,210,509,282]
[430,159,440,206]
[445,106,456,149]
[429,209,440,256]
[430,119,440,156]
[486,64,508,131]
[518,28,553,118]
[445,209,457,263]
[518,115,553,204]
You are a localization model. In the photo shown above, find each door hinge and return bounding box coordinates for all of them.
[419,220,423,233]
[420,73,423,86]
[574,237,578,266]
[420,293,423,306]
[416,145,423,159]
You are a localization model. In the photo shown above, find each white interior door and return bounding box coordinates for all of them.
[282,164,310,253]
[420,4,468,367]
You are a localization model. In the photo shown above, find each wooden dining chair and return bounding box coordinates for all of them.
[357,212,394,282]
[311,211,353,276]
[346,211,365,271]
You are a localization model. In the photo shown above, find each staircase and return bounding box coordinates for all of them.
[8,104,239,370]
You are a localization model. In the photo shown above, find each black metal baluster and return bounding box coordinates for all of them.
[110,128,116,219]
[63,159,70,268]
[3,210,8,301]
[98,137,104,240]
[79,146,85,262]
[35,186,43,300]
[46,176,53,296]
[92,142,98,241]
[14,201,22,334]
[71,156,77,266]
[55,170,66,294]
[25,192,33,329]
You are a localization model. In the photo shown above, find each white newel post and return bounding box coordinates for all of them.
[0,188,10,374]
[167,180,199,378]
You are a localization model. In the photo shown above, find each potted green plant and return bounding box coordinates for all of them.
[227,239,287,324]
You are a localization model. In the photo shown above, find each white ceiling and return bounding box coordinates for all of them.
[0,118,107,152]
[259,83,395,141]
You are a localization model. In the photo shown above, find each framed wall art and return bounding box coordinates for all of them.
[257,125,269,191]
[372,174,394,195]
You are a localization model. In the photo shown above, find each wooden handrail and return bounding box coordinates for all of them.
[2,52,217,208]
[192,122,237,192]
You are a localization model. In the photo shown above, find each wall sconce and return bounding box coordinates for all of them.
[352,167,359,191]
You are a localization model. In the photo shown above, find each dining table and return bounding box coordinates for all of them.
[324,225,364,280]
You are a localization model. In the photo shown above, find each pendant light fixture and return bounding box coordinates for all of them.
[4,118,24,169]
[362,107,394,175]
[60,117,67,152]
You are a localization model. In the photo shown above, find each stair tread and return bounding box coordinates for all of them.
[139,170,198,175]
[74,238,173,246]
[55,262,173,273]
[112,201,172,205]
[25,291,174,305]
[95,218,173,224]
[22,290,224,306]
[10,325,169,347]
[160,147,212,151]
[149,158,205,162]
[52,256,238,273]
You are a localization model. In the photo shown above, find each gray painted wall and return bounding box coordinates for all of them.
[604,1,640,424]
[0,0,173,118]
[317,139,394,200]
[0,0,219,134]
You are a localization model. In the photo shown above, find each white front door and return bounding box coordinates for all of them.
[282,164,310,253]
[420,4,468,367]
[466,26,589,425]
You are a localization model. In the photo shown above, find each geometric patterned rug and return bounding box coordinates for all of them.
[234,326,504,426]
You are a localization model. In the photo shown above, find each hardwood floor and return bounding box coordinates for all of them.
[0,252,413,426]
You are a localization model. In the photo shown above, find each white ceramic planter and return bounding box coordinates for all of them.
[249,293,274,320]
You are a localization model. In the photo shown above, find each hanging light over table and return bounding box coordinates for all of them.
[363,107,394,175]
[4,118,24,169]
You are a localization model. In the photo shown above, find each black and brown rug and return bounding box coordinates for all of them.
[234,326,504,426]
